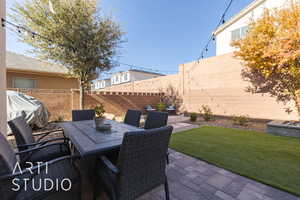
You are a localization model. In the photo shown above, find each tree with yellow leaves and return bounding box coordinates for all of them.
[233,3,300,116]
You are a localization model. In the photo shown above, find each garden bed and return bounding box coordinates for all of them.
[190,115,268,132]
[267,120,300,138]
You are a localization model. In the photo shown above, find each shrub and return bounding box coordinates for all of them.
[200,105,214,121]
[157,102,167,112]
[54,115,64,122]
[95,104,105,118]
[233,115,249,126]
[190,113,198,122]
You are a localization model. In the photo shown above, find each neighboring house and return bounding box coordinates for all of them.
[110,69,164,85]
[93,78,111,90]
[213,0,298,56]
[93,69,165,90]
[6,51,78,89]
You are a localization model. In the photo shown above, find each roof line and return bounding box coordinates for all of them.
[7,68,70,76]
[213,0,266,36]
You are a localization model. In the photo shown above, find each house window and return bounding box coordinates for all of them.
[101,81,105,88]
[111,76,115,84]
[231,26,249,42]
[12,77,36,88]
[125,73,130,81]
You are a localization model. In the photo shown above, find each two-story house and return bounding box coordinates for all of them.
[93,69,164,90]
[93,78,111,90]
[213,0,298,56]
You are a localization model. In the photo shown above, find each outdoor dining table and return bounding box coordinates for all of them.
[58,119,143,157]
[58,119,143,200]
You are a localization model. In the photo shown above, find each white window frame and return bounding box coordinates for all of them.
[231,26,249,42]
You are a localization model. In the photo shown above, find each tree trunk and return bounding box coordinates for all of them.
[293,90,300,119]
[79,81,85,110]
[295,98,300,119]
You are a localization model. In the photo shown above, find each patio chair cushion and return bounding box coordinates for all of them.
[2,159,81,200]
[72,109,95,121]
[0,132,17,175]
[144,111,168,129]
[8,116,35,149]
[123,110,142,127]
[166,105,176,110]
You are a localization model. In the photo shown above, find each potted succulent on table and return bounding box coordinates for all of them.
[94,104,105,128]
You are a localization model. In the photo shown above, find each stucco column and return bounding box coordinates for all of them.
[0,0,6,136]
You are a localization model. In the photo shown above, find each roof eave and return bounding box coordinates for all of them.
[213,0,267,36]
[7,68,70,77]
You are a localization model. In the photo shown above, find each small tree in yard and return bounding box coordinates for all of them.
[11,0,123,109]
[232,3,300,116]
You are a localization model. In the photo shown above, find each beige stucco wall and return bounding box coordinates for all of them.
[0,0,7,135]
[7,71,79,89]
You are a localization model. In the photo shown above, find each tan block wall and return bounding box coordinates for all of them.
[7,71,78,89]
[6,54,298,121]
[100,53,299,120]
[102,74,180,93]
[181,53,298,120]
[10,89,162,121]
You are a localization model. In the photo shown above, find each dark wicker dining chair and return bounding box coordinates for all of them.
[8,116,70,163]
[144,111,170,164]
[123,109,142,127]
[0,132,81,200]
[97,126,173,200]
[72,109,95,121]
[144,111,168,129]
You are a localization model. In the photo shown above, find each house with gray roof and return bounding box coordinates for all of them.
[6,51,78,89]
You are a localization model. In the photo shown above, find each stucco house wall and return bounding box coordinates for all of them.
[129,70,164,82]
[215,0,297,56]
[7,71,78,89]
[6,52,79,89]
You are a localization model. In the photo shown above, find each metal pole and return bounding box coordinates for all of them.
[0,0,6,136]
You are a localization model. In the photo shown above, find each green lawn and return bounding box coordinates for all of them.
[170,126,300,196]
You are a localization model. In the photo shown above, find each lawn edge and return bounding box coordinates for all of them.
[170,126,300,197]
[169,147,300,197]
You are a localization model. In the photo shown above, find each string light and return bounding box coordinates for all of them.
[197,0,234,60]
[1,18,178,75]
[1,18,5,27]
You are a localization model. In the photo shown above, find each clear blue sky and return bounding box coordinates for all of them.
[6,0,254,75]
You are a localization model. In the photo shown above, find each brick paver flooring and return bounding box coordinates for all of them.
[139,149,299,200]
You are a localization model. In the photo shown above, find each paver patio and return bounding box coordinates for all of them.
[139,149,300,200]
